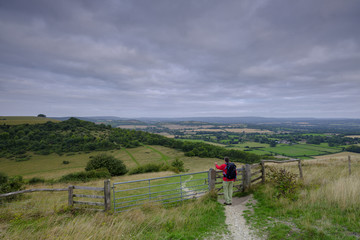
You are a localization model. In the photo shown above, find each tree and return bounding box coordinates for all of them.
[37,114,46,118]
[85,153,128,176]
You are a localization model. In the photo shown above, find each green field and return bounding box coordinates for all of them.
[0,116,60,125]
[261,143,342,158]
[0,146,218,180]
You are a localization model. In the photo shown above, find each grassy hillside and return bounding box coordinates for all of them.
[246,152,360,239]
[0,116,60,125]
[0,145,219,180]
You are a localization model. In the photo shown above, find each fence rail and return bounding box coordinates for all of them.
[0,188,68,198]
[113,171,209,213]
[68,179,111,212]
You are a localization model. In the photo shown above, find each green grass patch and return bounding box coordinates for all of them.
[123,149,140,166]
[262,144,342,158]
[144,145,170,164]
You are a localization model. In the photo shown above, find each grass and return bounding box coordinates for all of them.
[245,153,360,239]
[261,143,342,158]
[0,146,218,180]
[0,182,227,240]
[0,116,60,125]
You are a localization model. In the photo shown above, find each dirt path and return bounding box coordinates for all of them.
[211,195,263,240]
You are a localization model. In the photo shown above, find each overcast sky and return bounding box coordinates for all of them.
[1,0,360,118]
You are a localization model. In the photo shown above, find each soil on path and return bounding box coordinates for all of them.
[213,195,263,240]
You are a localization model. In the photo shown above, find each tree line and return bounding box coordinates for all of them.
[0,118,261,163]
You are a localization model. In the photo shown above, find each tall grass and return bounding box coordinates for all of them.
[0,188,226,240]
[246,153,360,239]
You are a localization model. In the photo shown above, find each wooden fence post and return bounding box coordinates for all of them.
[104,179,111,212]
[348,155,351,176]
[298,160,303,179]
[261,161,265,183]
[243,164,251,191]
[208,168,216,191]
[68,185,74,207]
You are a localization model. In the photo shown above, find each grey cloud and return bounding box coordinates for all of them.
[0,0,360,118]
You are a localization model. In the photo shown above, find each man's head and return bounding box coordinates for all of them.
[224,157,229,163]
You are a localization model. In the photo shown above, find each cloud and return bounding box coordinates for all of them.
[0,0,360,118]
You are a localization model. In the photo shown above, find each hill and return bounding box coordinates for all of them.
[0,116,60,125]
[0,117,261,163]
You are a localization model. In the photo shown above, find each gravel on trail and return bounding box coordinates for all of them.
[206,195,264,240]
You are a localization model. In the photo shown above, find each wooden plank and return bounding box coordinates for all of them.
[104,179,111,211]
[251,176,262,183]
[262,159,299,163]
[251,170,262,176]
[68,186,74,206]
[298,160,303,179]
[73,186,104,191]
[73,200,104,206]
[73,194,104,199]
[0,188,67,198]
[250,163,261,169]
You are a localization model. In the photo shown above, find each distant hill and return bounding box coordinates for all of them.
[0,117,261,163]
[0,116,60,125]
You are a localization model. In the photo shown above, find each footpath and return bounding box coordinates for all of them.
[207,195,263,240]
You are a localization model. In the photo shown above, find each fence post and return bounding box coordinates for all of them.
[208,168,216,191]
[298,160,303,179]
[261,161,265,183]
[243,164,251,191]
[104,179,111,212]
[68,185,74,207]
[348,155,351,176]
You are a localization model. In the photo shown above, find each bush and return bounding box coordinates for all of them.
[0,174,25,201]
[266,166,301,200]
[85,153,127,176]
[62,160,70,164]
[28,177,45,184]
[0,172,8,185]
[171,158,185,173]
[59,168,111,182]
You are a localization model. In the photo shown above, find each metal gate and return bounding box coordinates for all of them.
[113,171,209,213]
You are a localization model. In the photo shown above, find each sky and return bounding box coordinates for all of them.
[1,0,360,119]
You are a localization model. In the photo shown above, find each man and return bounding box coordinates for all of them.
[215,157,237,205]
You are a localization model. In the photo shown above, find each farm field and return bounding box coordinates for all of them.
[260,143,342,159]
[0,116,60,125]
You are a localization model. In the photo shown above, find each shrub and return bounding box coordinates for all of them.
[59,168,111,182]
[0,174,25,201]
[28,177,45,184]
[0,172,8,185]
[85,153,127,176]
[62,160,70,164]
[171,158,185,173]
[266,166,301,200]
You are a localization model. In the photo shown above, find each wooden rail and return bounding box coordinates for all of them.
[68,179,111,212]
[262,159,303,179]
[0,188,67,198]
[1,180,111,212]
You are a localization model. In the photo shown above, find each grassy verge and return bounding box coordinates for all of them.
[0,188,227,240]
[244,154,360,239]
